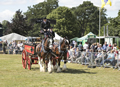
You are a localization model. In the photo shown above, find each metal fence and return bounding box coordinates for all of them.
[67,50,120,70]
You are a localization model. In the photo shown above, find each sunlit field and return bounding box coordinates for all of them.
[0,54,120,87]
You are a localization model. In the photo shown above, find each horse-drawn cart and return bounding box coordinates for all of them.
[22,38,41,70]
[21,18,69,72]
[22,18,57,71]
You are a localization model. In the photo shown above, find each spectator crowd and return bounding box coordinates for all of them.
[0,40,24,54]
[67,41,120,69]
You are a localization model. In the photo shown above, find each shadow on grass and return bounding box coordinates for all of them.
[31,67,39,71]
[60,68,97,74]
[31,67,97,74]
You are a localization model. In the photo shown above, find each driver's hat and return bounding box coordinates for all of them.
[43,17,46,19]
[50,26,53,29]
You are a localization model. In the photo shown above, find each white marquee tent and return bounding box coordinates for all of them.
[0,33,27,43]
[25,32,63,41]
[54,32,63,40]
[0,32,63,43]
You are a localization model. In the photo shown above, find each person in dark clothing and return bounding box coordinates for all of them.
[78,42,83,51]
[2,41,7,54]
[40,17,51,38]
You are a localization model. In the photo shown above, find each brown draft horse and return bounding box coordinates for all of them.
[36,37,53,72]
[52,38,69,72]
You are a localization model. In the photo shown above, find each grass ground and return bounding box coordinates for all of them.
[0,54,120,87]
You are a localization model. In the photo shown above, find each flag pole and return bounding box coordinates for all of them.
[99,7,101,44]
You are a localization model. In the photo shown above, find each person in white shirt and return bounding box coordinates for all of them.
[17,41,21,49]
[72,41,77,48]
[17,41,24,53]
[83,42,88,50]
[20,41,24,51]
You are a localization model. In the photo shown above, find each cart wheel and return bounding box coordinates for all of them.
[22,50,27,69]
[28,56,31,70]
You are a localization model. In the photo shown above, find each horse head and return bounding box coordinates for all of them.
[57,38,69,53]
[61,38,69,50]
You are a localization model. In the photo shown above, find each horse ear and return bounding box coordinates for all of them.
[64,36,68,39]
[68,40,70,44]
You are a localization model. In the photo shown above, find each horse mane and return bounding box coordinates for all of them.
[59,39,64,45]
[44,38,47,42]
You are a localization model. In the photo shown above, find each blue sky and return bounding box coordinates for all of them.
[0,0,120,23]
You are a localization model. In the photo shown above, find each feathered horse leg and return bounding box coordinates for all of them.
[48,54,53,73]
[62,53,67,71]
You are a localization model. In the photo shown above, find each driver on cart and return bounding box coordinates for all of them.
[40,17,55,49]
[40,17,51,38]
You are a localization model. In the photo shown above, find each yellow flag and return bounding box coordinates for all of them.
[101,0,112,8]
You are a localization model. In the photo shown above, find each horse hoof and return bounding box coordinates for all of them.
[56,70,61,73]
[62,69,66,72]
[62,64,67,71]
[57,70,61,72]
[45,69,47,72]
[49,71,52,74]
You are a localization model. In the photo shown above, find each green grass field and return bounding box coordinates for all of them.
[0,54,120,87]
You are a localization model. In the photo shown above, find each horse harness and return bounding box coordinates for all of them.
[51,39,68,59]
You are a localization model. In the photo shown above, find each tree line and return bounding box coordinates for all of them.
[1,0,120,39]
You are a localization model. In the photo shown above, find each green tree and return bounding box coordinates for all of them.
[72,1,107,36]
[24,0,59,36]
[9,9,32,36]
[47,6,77,38]
[2,20,11,35]
[107,10,120,36]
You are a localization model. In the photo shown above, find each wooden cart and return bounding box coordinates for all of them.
[22,43,38,70]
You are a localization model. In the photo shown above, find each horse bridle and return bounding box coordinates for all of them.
[58,39,69,53]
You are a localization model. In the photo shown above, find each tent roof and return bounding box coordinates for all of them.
[53,32,63,40]
[70,37,79,42]
[0,33,27,43]
[87,32,95,35]
[96,36,119,39]
[77,32,97,42]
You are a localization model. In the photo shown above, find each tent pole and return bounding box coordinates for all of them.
[99,7,101,44]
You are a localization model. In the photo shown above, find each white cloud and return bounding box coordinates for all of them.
[59,0,83,8]
[59,0,120,11]
[30,0,44,3]
[0,10,15,23]
[0,0,27,5]
[59,0,100,8]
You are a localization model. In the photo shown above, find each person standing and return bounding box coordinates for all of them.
[2,41,5,54]
[83,42,89,50]
[2,40,7,54]
[78,42,83,51]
